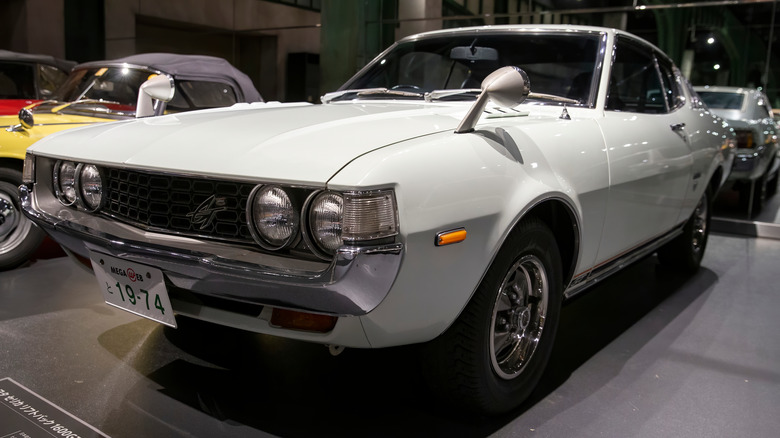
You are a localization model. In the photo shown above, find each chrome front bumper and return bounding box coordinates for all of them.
[20,184,403,317]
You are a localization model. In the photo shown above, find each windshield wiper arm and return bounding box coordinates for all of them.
[51,98,122,114]
[526,93,579,105]
[322,88,425,103]
[355,88,424,99]
[424,89,481,102]
[426,89,579,105]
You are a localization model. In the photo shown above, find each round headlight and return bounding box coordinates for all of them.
[249,185,298,249]
[78,164,103,211]
[55,161,77,206]
[308,191,343,255]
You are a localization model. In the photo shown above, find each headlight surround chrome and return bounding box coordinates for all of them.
[77,164,104,212]
[54,160,78,206]
[307,191,344,256]
[248,185,299,250]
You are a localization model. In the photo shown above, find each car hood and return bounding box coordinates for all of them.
[28,101,473,185]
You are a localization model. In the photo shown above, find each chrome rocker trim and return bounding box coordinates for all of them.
[20,184,403,317]
[564,224,684,300]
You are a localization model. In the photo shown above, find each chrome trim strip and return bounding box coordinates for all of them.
[563,225,684,300]
[21,185,404,316]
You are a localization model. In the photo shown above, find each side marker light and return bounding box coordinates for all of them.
[436,228,467,246]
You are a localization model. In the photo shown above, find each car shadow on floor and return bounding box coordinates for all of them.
[95,255,716,437]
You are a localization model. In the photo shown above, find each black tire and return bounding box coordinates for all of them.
[421,218,563,415]
[657,189,710,273]
[0,166,45,270]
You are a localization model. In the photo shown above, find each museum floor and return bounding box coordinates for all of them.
[1,232,778,437]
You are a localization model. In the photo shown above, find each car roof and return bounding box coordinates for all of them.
[75,53,263,102]
[693,85,757,95]
[0,49,76,72]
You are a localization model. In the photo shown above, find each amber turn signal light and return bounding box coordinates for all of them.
[436,228,467,246]
[270,308,337,333]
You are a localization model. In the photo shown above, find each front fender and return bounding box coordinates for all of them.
[328,113,607,347]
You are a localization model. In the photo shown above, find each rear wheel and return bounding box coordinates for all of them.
[0,167,45,270]
[421,218,562,415]
[658,189,710,273]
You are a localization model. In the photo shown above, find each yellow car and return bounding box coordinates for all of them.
[0,53,261,269]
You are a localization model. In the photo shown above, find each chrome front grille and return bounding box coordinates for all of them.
[104,168,255,242]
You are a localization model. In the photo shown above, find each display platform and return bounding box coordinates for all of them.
[1,233,779,437]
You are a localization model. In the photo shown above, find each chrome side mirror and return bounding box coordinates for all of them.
[18,108,34,130]
[455,66,530,134]
[136,74,175,118]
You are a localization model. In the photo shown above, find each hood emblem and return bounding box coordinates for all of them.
[187,195,228,230]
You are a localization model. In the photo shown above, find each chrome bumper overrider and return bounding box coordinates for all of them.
[20,184,403,316]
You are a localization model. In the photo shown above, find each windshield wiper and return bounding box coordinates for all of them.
[51,98,122,113]
[322,88,424,103]
[525,93,580,105]
[424,89,481,102]
[355,88,424,99]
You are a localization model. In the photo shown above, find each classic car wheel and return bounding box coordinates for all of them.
[422,218,562,415]
[658,190,710,273]
[0,167,45,270]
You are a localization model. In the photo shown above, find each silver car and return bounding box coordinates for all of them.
[695,86,780,213]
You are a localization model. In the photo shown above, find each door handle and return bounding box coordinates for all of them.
[670,123,686,131]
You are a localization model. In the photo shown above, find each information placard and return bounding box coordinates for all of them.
[0,377,109,438]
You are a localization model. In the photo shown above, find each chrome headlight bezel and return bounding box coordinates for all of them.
[76,163,105,212]
[53,160,78,207]
[247,184,300,250]
[303,190,344,258]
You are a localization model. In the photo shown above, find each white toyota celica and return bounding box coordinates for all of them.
[21,25,734,414]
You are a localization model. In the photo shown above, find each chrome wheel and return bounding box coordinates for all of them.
[421,218,562,414]
[0,186,31,255]
[0,167,45,270]
[490,254,549,380]
[691,194,708,254]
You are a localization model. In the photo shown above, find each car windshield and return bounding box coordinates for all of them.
[337,32,602,105]
[0,62,35,99]
[50,66,156,115]
[697,91,745,110]
[48,66,239,115]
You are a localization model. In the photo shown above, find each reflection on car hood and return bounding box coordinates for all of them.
[28,101,475,185]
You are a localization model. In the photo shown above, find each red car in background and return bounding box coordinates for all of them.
[0,50,75,115]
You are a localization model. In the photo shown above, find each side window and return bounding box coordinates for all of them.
[606,37,667,114]
[37,64,68,98]
[168,80,239,111]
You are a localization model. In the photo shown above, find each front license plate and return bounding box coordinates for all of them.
[89,252,177,328]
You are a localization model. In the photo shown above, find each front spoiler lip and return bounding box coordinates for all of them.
[20,184,404,317]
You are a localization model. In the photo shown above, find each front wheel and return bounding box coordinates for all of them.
[658,189,710,273]
[0,167,45,270]
[421,218,563,415]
